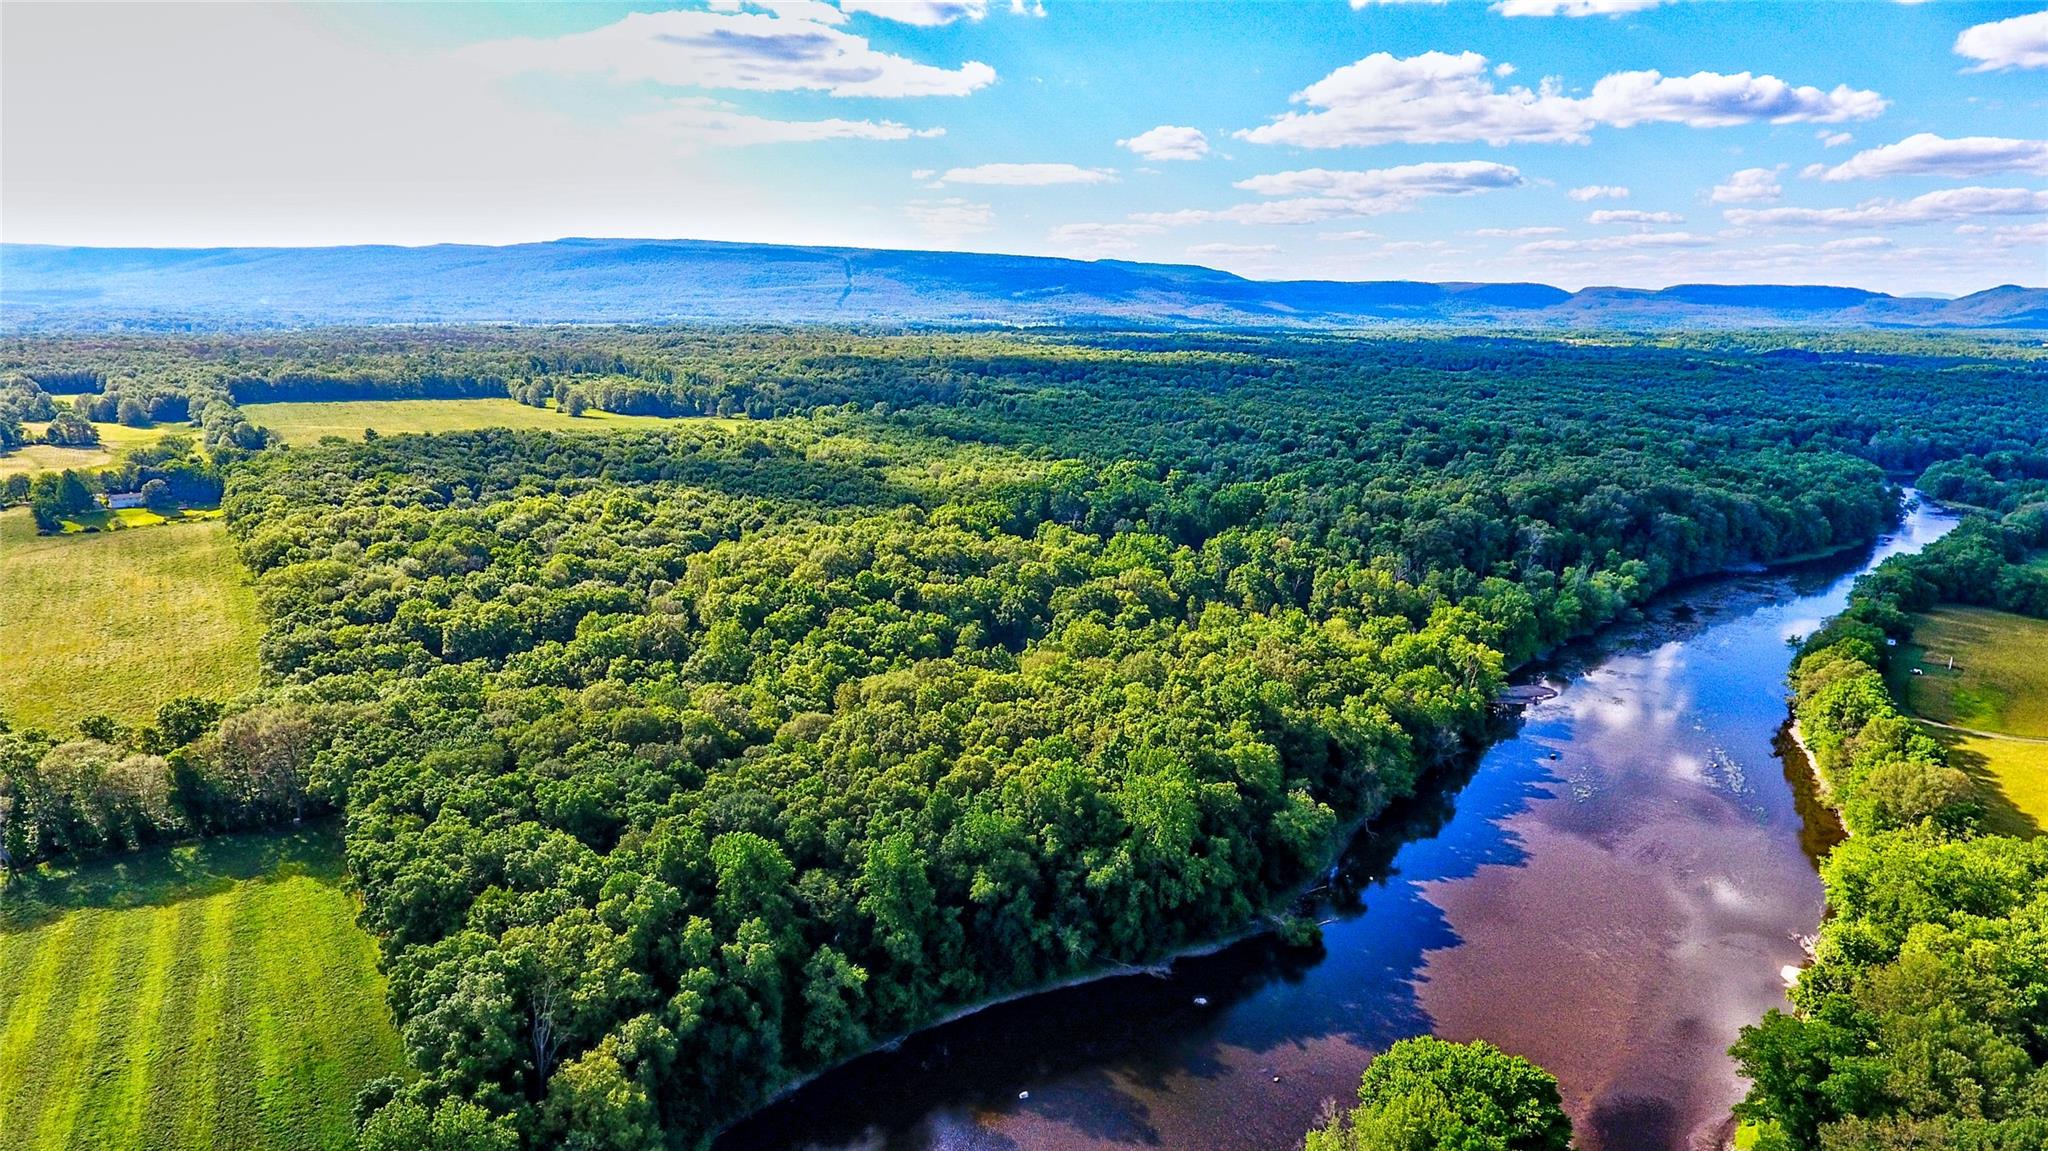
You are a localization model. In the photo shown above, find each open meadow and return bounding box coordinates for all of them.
[0,825,404,1151]
[0,508,260,731]
[1,420,198,479]
[243,397,732,445]
[1896,605,2048,835]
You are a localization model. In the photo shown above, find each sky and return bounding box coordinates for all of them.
[3,0,2045,294]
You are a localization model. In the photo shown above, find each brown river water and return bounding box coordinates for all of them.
[718,497,1958,1151]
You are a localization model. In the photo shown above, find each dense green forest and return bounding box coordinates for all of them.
[1733,493,2048,1150]
[4,329,2048,1148]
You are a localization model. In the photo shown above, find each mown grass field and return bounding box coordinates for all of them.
[0,825,404,1151]
[0,421,197,478]
[0,507,260,731]
[1896,606,2048,836]
[243,397,734,445]
[1897,607,2048,738]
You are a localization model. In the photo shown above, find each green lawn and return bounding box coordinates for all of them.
[0,825,405,1151]
[1895,606,2048,836]
[1896,606,2048,738]
[243,397,734,445]
[0,507,260,732]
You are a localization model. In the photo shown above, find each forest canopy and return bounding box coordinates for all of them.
[3,328,2046,1148]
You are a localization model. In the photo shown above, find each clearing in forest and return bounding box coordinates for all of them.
[243,397,738,445]
[0,507,260,732]
[1895,606,2048,835]
[0,824,404,1151]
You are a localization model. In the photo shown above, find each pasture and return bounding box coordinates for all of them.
[1896,606,2048,835]
[0,825,404,1151]
[1,420,196,478]
[1896,606,2048,738]
[0,508,260,732]
[242,397,727,445]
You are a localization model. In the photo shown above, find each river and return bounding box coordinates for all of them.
[718,496,1958,1151]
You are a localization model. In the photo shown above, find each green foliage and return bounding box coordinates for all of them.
[6,328,2048,1146]
[1303,1037,1573,1151]
[1735,503,2048,1149]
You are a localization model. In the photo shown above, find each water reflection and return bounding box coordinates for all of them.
[720,500,1957,1151]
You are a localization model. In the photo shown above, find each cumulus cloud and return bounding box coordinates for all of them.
[1119,126,1210,162]
[1473,226,1566,237]
[1321,229,1385,240]
[1711,167,1783,204]
[840,0,988,25]
[1137,161,1524,227]
[1188,242,1281,255]
[1955,9,2048,72]
[938,163,1118,185]
[633,97,943,148]
[1235,51,1883,148]
[1724,186,2048,229]
[463,7,996,98]
[1818,130,1854,148]
[1817,133,2048,181]
[1570,185,1630,201]
[904,197,993,239]
[1496,0,1671,15]
[1589,209,1684,224]
[1516,231,1713,253]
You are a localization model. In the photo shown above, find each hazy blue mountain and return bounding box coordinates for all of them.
[3,238,2041,330]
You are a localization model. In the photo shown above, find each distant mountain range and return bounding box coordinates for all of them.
[3,238,2043,330]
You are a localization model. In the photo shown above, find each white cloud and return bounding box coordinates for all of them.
[1047,221,1164,254]
[1991,220,2048,246]
[1321,229,1385,240]
[1188,242,1281,255]
[1496,0,1671,16]
[1139,160,1524,227]
[1724,186,2048,229]
[1234,161,1525,198]
[1955,9,2048,72]
[1517,231,1713,253]
[632,97,943,148]
[463,8,996,98]
[1569,185,1630,201]
[1472,226,1566,237]
[1817,133,2048,181]
[840,0,988,26]
[1235,51,1884,148]
[1818,130,1854,148]
[938,163,1118,185]
[1119,125,1210,162]
[1589,209,1684,224]
[904,197,993,239]
[1711,167,1783,204]
[1009,0,1047,16]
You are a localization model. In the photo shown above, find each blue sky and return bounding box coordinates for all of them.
[3,1,2044,293]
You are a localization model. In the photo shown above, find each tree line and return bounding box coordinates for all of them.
[1731,495,2048,1150]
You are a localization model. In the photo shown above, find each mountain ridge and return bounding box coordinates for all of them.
[3,237,2042,330]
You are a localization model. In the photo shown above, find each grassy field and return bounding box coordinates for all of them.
[1896,607,2048,738]
[0,507,260,731]
[0,421,197,478]
[243,397,728,445]
[0,825,405,1151]
[1895,606,2048,836]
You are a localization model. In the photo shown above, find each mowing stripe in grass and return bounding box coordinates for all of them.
[40,908,156,1151]
[0,915,84,1146]
[173,890,241,1151]
[95,901,183,1151]
[143,897,212,1151]
[4,911,109,1149]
